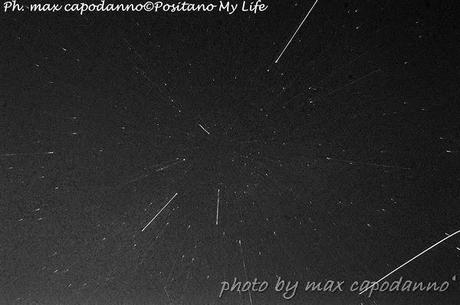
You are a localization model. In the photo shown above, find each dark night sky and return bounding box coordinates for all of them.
[1,1,459,304]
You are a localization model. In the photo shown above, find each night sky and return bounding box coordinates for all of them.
[1,1,459,304]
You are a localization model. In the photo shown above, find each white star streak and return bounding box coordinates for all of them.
[359,229,460,296]
[239,239,253,305]
[216,188,220,226]
[198,123,210,135]
[0,151,55,157]
[275,0,321,64]
[156,158,186,172]
[325,157,411,170]
[142,193,178,232]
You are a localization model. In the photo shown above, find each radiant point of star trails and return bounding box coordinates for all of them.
[275,0,321,64]
[359,229,460,295]
[216,188,220,226]
[198,123,210,135]
[141,193,179,232]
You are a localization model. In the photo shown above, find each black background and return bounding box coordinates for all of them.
[1,0,459,304]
